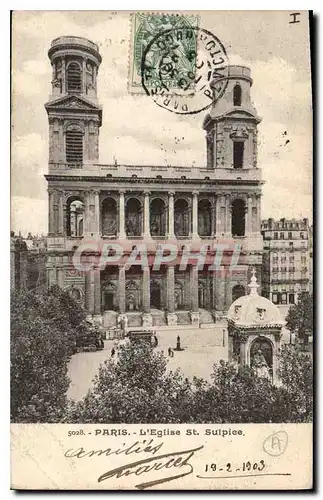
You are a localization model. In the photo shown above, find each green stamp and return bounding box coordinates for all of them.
[129,13,199,93]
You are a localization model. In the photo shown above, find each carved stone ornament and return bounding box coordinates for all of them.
[51,78,61,88]
[256,307,266,321]
[234,304,242,319]
[229,125,249,140]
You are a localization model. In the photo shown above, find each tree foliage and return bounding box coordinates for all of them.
[68,342,195,424]
[191,361,287,423]
[11,285,86,422]
[277,344,313,422]
[286,292,313,341]
[68,342,313,424]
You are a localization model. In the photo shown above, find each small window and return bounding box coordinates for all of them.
[288,231,292,239]
[300,232,304,239]
[233,141,244,169]
[274,232,278,240]
[272,293,278,304]
[66,129,83,163]
[281,293,287,305]
[67,62,82,92]
[280,232,284,239]
[233,84,242,106]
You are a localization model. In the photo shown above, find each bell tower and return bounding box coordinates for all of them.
[45,36,102,168]
[203,65,261,170]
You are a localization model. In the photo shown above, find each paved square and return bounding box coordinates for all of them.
[67,325,229,401]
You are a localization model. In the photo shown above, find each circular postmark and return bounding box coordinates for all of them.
[263,431,288,457]
[141,26,229,115]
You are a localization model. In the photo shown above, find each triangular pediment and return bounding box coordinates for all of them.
[45,94,101,112]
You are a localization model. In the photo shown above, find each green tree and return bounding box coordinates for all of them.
[69,342,194,424]
[286,292,313,343]
[11,286,87,422]
[277,344,313,422]
[192,361,284,423]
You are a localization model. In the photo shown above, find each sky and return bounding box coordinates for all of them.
[11,10,313,235]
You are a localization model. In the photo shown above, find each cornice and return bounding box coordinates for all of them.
[44,174,264,187]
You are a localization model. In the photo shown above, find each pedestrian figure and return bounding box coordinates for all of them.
[168,347,172,357]
[176,335,181,351]
[111,347,116,357]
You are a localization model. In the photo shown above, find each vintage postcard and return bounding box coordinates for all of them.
[11,10,313,490]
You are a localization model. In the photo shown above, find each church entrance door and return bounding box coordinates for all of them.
[151,282,161,309]
[103,292,114,311]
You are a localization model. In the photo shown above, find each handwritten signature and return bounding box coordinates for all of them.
[64,439,204,489]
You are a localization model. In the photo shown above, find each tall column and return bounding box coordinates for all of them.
[48,189,55,235]
[256,194,262,232]
[83,191,90,236]
[190,265,199,312]
[224,273,232,310]
[85,264,95,315]
[225,195,232,236]
[245,195,253,235]
[143,191,151,238]
[167,265,175,312]
[167,191,175,238]
[62,57,66,94]
[212,272,217,309]
[118,265,126,313]
[118,190,126,239]
[82,58,87,94]
[57,191,64,235]
[94,190,100,237]
[215,195,225,237]
[191,191,199,238]
[94,267,101,316]
[215,273,225,311]
[142,266,150,313]
[211,197,216,237]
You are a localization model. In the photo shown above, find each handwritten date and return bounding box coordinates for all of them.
[205,460,265,473]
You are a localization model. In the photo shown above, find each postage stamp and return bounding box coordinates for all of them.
[11,10,313,492]
[128,12,199,94]
[141,26,229,115]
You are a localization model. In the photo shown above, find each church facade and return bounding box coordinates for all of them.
[45,36,263,328]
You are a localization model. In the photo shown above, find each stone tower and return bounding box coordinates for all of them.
[203,65,261,171]
[45,36,102,175]
[45,37,103,305]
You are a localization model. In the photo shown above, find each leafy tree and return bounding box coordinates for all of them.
[192,361,284,423]
[69,342,195,424]
[286,292,313,342]
[11,286,87,422]
[277,344,313,422]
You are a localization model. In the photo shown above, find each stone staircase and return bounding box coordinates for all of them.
[199,308,214,324]
[151,309,167,326]
[176,310,191,325]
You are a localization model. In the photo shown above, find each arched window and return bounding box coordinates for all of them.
[233,84,242,106]
[66,198,84,237]
[66,127,83,164]
[150,198,166,237]
[101,198,117,236]
[233,141,244,169]
[125,198,142,237]
[174,199,190,237]
[232,199,246,237]
[67,62,82,92]
[198,199,212,236]
[232,284,245,303]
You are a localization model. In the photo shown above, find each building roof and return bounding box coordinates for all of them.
[227,269,285,328]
